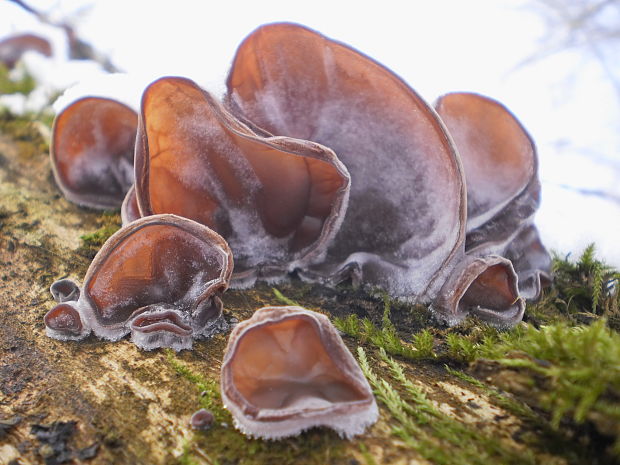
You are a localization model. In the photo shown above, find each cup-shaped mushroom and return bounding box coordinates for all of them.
[50,278,80,303]
[434,92,551,299]
[44,302,86,340]
[221,306,378,439]
[226,22,466,299]
[433,254,525,327]
[0,33,52,69]
[133,76,350,287]
[44,214,233,350]
[51,97,137,209]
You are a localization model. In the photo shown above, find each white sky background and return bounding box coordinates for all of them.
[1,0,619,265]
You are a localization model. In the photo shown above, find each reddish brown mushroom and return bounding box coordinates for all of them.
[0,33,52,69]
[221,306,378,439]
[225,22,524,326]
[44,214,233,350]
[434,92,551,299]
[51,97,137,209]
[132,76,350,287]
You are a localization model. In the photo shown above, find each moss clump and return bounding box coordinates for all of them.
[529,244,620,327]
[334,294,437,360]
[77,212,122,258]
[0,107,51,157]
[359,347,538,465]
[445,320,620,458]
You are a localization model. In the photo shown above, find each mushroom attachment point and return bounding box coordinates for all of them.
[221,305,378,439]
[44,214,233,350]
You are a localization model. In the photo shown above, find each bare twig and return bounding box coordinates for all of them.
[7,0,121,72]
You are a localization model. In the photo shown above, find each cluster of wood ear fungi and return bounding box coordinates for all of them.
[44,23,551,439]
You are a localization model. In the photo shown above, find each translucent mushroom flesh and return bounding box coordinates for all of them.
[133,76,350,286]
[221,306,378,439]
[51,97,137,209]
[435,92,551,300]
[226,22,466,298]
[225,23,525,325]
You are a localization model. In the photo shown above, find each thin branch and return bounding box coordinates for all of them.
[7,0,121,73]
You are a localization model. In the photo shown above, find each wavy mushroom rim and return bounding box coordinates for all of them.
[78,214,234,333]
[226,23,468,296]
[220,306,378,439]
[120,184,140,225]
[50,96,138,210]
[432,254,525,328]
[134,76,351,275]
[50,278,80,303]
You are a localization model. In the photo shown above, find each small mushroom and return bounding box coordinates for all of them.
[132,76,350,287]
[44,214,233,350]
[0,33,52,69]
[190,408,215,430]
[221,306,378,439]
[50,97,137,209]
[226,22,525,325]
[434,92,551,299]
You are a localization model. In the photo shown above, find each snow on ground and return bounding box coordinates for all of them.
[1,0,618,266]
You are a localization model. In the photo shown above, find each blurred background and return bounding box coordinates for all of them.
[1,0,619,265]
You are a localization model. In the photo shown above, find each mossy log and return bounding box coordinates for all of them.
[0,118,613,465]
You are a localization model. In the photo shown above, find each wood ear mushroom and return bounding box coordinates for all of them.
[220,306,378,439]
[44,214,233,350]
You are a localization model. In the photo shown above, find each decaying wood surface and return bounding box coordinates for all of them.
[0,123,587,465]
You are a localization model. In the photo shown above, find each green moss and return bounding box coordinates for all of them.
[334,295,436,360]
[272,287,300,306]
[77,212,122,258]
[530,244,619,326]
[165,349,230,423]
[358,347,537,465]
[0,107,50,156]
[444,319,620,458]
[0,63,36,95]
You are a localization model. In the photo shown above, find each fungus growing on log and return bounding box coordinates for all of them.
[220,306,378,439]
[225,22,525,326]
[132,76,350,287]
[434,92,551,300]
[44,214,233,350]
[51,97,137,209]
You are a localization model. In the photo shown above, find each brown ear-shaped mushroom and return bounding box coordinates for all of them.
[133,76,349,287]
[225,23,524,325]
[221,306,378,439]
[51,97,137,209]
[434,92,551,299]
[44,214,233,350]
[0,33,52,69]
[226,22,465,297]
